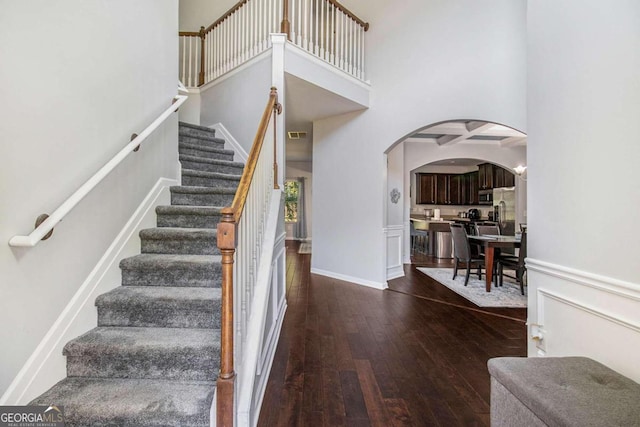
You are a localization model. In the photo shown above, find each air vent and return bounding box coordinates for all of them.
[288,131,308,139]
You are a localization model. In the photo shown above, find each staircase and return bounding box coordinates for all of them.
[30,122,243,426]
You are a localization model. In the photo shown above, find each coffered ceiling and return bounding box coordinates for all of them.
[405,121,526,147]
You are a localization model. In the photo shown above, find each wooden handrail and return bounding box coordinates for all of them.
[178,31,200,37]
[326,0,369,31]
[216,87,282,427]
[227,87,280,223]
[204,0,249,34]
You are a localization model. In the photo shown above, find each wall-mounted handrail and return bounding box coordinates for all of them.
[8,92,188,248]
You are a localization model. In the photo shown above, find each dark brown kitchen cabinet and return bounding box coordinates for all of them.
[504,170,515,187]
[436,174,463,205]
[465,171,479,205]
[478,163,494,190]
[417,173,463,205]
[494,167,505,188]
[417,173,437,204]
[493,165,516,188]
[449,174,464,205]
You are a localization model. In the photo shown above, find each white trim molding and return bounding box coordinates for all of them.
[385,225,405,281]
[527,258,640,301]
[527,257,640,383]
[310,268,388,290]
[0,178,177,405]
[210,123,249,163]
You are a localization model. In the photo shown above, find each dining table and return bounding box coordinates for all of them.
[467,234,521,292]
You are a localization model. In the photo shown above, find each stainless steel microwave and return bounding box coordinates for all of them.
[478,190,493,205]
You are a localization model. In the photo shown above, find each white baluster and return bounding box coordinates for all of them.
[360,25,365,80]
[181,37,186,84]
[303,0,308,49]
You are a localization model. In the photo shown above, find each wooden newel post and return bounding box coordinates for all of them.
[198,26,206,86]
[217,208,236,427]
[281,0,291,40]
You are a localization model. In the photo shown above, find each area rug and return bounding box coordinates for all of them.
[417,267,527,308]
[298,242,312,254]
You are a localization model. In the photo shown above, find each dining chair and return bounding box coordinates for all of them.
[498,230,527,295]
[450,224,484,286]
[474,224,501,286]
[410,221,428,254]
[475,224,500,236]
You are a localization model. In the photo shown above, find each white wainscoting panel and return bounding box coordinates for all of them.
[527,258,640,382]
[385,225,404,280]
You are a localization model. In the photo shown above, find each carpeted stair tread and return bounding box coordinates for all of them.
[182,169,242,181]
[180,154,245,174]
[180,154,244,169]
[178,132,226,145]
[96,286,221,329]
[170,185,237,195]
[156,205,224,229]
[170,185,236,207]
[140,227,218,255]
[30,377,215,426]
[120,254,222,288]
[157,205,224,215]
[64,327,220,380]
[179,121,217,135]
[178,142,235,161]
[181,168,242,189]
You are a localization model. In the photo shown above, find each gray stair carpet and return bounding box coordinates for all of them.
[30,122,242,426]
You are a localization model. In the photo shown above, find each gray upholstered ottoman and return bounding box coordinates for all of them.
[488,357,640,426]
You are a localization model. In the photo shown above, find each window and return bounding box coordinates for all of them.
[284,180,299,222]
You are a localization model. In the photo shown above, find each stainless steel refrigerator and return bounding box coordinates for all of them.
[493,187,516,236]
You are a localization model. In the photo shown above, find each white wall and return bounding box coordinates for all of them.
[179,0,237,31]
[386,143,404,227]
[0,0,178,395]
[312,0,526,287]
[527,1,640,381]
[199,54,273,154]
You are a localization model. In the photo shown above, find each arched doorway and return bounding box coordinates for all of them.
[384,119,527,278]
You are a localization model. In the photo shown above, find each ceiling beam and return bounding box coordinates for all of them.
[465,121,488,132]
[500,136,527,147]
[437,122,495,146]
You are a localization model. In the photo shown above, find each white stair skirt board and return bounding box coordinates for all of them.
[417,267,527,308]
[0,178,177,405]
[211,122,248,163]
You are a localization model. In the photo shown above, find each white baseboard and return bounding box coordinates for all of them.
[386,265,405,281]
[310,268,388,290]
[210,123,248,163]
[0,178,177,405]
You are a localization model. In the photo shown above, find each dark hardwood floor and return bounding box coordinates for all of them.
[258,241,527,426]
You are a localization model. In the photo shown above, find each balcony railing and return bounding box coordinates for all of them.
[179,0,369,87]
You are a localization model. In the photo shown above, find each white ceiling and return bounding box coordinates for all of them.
[405,120,526,147]
[284,73,367,163]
